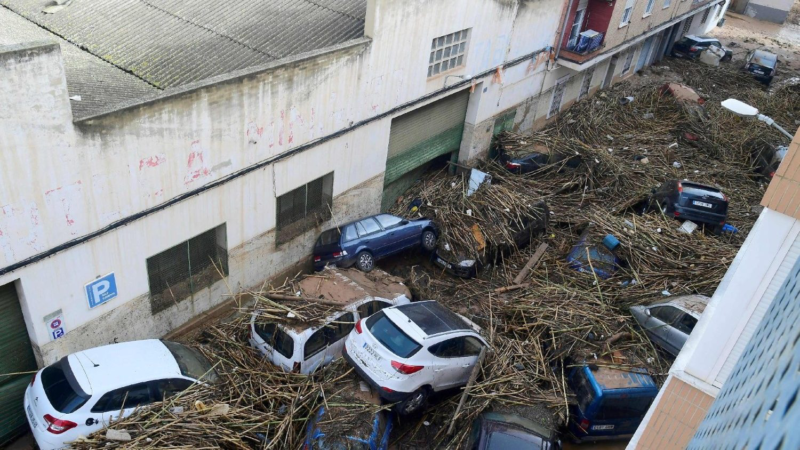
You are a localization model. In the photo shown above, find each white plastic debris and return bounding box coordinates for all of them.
[669,142,679,149]
[424,421,431,426]
[170,406,185,414]
[68,95,82,101]
[606,135,614,141]
[624,220,635,229]
[678,220,698,234]
[652,246,658,251]
[444,243,451,251]
[467,168,491,196]
[208,403,230,417]
[287,312,296,318]
[662,290,672,296]
[657,228,662,233]
[106,430,132,442]
[466,209,472,216]
[673,161,682,168]
[594,158,600,163]
[608,148,614,153]
[360,381,369,392]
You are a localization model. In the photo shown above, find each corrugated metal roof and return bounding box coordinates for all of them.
[0,0,366,117]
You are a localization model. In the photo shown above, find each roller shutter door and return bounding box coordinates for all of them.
[0,282,37,445]
[715,235,800,385]
[382,90,470,210]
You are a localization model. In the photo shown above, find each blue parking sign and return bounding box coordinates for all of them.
[85,273,118,309]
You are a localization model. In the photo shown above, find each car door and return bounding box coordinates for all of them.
[92,382,155,425]
[374,214,408,251]
[356,218,386,257]
[670,312,699,351]
[430,336,483,390]
[153,378,195,403]
[323,311,356,362]
[377,214,418,251]
[302,327,329,374]
[644,306,683,354]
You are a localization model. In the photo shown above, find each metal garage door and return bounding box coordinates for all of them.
[382,90,470,210]
[0,282,37,445]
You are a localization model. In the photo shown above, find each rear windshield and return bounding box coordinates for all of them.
[255,322,295,359]
[316,228,341,247]
[678,37,699,46]
[163,341,219,383]
[681,183,725,199]
[571,369,597,413]
[42,358,91,414]
[366,311,422,358]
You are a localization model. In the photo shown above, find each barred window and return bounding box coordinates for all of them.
[147,224,228,314]
[428,29,470,78]
[276,173,334,245]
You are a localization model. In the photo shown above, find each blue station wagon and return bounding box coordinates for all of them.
[313,214,438,272]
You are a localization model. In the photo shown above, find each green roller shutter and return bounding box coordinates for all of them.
[382,90,470,210]
[0,282,37,445]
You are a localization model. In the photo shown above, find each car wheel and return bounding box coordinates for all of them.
[355,251,374,272]
[396,388,428,415]
[659,200,669,214]
[421,230,437,252]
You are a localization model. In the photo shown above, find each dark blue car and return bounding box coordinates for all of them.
[313,214,437,272]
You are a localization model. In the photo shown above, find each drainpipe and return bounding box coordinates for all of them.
[554,0,578,62]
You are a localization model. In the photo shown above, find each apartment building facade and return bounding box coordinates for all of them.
[0,0,725,441]
[629,127,800,449]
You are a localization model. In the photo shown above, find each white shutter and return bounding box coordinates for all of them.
[715,235,800,384]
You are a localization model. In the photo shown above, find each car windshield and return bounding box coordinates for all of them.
[316,228,341,247]
[679,37,699,46]
[571,369,596,413]
[681,182,725,199]
[163,341,219,383]
[366,311,422,358]
[41,358,91,414]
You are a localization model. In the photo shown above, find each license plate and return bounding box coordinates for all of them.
[592,424,614,430]
[27,404,38,429]
[363,343,382,361]
[436,257,452,269]
[693,200,712,208]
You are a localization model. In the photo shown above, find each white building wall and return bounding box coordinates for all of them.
[0,0,573,365]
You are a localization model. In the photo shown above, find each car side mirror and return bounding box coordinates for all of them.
[645,309,651,317]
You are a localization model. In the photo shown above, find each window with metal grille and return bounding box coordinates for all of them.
[622,49,635,73]
[276,173,334,245]
[579,66,595,100]
[682,18,692,35]
[147,224,228,315]
[700,8,710,24]
[428,29,470,78]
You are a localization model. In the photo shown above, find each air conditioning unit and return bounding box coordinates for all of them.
[576,30,604,54]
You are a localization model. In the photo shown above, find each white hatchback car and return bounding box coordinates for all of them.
[24,340,217,450]
[343,300,488,415]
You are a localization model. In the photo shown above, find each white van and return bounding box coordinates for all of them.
[248,268,410,374]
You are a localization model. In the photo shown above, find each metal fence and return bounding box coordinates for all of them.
[147,224,228,314]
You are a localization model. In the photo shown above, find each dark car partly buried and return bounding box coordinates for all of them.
[466,412,561,450]
[313,214,437,272]
[498,149,581,174]
[743,49,778,85]
[671,35,732,61]
[648,180,729,232]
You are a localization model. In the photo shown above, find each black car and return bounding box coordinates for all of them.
[466,412,561,450]
[499,150,581,174]
[672,35,732,61]
[313,214,437,272]
[752,144,787,179]
[648,180,729,232]
[743,49,778,85]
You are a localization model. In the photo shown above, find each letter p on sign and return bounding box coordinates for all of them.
[85,273,118,309]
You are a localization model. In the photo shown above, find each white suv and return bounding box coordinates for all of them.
[343,300,488,415]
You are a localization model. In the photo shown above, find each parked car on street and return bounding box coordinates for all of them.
[250,268,410,374]
[671,35,732,62]
[313,214,438,272]
[466,412,561,450]
[630,295,709,356]
[648,180,729,232]
[566,364,658,442]
[24,340,218,450]
[343,300,488,415]
[743,49,778,85]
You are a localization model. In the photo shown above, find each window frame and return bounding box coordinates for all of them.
[357,218,382,237]
[428,29,471,78]
[663,0,671,8]
[90,382,153,413]
[254,322,295,359]
[304,327,328,360]
[644,0,655,16]
[650,305,683,326]
[276,173,334,245]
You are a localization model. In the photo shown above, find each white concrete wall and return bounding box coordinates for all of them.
[0,0,575,365]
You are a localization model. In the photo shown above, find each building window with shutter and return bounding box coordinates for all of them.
[276,172,334,245]
[147,224,228,314]
[644,0,655,16]
[428,29,470,78]
[620,0,636,26]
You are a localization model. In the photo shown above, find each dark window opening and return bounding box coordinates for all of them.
[147,224,228,314]
[596,396,653,420]
[41,359,91,414]
[277,173,334,245]
[254,322,295,359]
[91,383,152,413]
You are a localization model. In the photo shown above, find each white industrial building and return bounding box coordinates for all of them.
[0,0,726,441]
